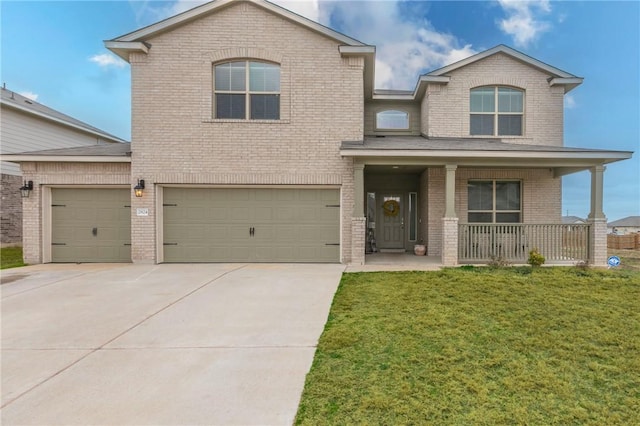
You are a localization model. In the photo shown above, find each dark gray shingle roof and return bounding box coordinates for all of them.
[342,136,622,153]
[10,143,132,157]
[608,216,640,227]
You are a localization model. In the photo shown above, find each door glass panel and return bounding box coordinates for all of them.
[367,192,376,229]
[409,192,417,241]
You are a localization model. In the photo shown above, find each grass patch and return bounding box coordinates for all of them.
[609,249,640,272]
[1,246,26,269]
[296,267,640,425]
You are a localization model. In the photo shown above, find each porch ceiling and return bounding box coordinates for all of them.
[342,136,633,177]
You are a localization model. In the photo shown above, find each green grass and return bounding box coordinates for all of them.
[296,267,640,425]
[0,246,26,269]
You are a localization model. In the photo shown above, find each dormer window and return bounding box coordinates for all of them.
[214,61,280,120]
[376,110,409,130]
[470,86,523,136]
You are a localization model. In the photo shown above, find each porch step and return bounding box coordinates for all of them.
[379,249,406,253]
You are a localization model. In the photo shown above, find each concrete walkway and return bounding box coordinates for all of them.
[1,263,344,425]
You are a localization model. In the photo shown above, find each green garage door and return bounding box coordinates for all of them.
[51,188,131,262]
[163,188,340,263]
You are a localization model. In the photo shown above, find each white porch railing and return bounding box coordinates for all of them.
[459,224,591,263]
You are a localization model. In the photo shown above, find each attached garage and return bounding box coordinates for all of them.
[51,188,131,262]
[162,187,340,263]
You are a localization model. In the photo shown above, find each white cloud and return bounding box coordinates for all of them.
[302,1,477,90]
[18,91,39,101]
[564,94,576,109]
[90,53,127,68]
[497,0,552,47]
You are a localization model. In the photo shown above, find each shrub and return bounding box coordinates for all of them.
[527,248,545,267]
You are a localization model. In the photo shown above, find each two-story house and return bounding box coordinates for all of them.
[5,0,632,266]
[0,86,126,246]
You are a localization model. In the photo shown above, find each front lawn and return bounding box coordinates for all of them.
[296,267,640,425]
[0,246,26,269]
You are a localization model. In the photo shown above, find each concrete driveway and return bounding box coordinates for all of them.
[1,263,344,425]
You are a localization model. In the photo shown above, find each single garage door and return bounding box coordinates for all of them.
[163,188,340,262]
[51,188,131,262]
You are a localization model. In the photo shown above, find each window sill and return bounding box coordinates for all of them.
[203,118,290,124]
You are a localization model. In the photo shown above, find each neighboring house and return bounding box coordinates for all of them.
[608,216,640,235]
[4,0,633,266]
[562,216,586,225]
[0,86,127,246]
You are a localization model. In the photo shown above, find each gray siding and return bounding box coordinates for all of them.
[1,107,110,176]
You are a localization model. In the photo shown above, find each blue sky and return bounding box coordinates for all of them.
[1,0,638,221]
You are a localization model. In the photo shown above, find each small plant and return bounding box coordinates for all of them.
[488,255,511,268]
[527,248,545,267]
[575,260,590,270]
[574,260,591,276]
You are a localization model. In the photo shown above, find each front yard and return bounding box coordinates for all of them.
[296,267,640,425]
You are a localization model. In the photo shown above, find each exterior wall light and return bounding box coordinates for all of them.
[20,180,34,198]
[134,179,145,197]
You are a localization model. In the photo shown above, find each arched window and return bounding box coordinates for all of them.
[470,86,523,136]
[376,110,409,130]
[214,61,280,120]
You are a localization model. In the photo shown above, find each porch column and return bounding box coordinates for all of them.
[442,164,459,266]
[588,165,605,220]
[588,165,607,266]
[351,162,366,265]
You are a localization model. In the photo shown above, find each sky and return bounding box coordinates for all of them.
[1,0,639,221]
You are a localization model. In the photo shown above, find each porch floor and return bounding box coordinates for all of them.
[346,252,443,272]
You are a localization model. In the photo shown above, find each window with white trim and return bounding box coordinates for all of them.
[376,110,409,130]
[468,180,521,223]
[470,86,523,136]
[214,61,280,120]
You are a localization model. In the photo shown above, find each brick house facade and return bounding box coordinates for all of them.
[5,0,632,266]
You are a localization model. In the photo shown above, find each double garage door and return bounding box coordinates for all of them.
[49,187,339,263]
[51,188,131,262]
[163,188,340,263]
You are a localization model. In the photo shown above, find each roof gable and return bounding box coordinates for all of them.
[110,0,366,47]
[426,45,577,79]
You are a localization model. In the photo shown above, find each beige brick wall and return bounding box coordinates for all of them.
[427,167,562,257]
[20,161,131,264]
[422,53,565,146]
[129,2,363,263]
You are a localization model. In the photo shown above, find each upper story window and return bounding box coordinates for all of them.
[468,180,521,223]
[376,110,409,130]
[214,61,280,120]
[470,87,523,136]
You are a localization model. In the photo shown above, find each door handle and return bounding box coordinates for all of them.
[249,227,255,236]
[92,227,98,236]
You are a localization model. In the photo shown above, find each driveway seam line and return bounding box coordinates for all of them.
[0,263,248,409]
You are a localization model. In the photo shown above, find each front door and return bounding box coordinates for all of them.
[378,194,404,249]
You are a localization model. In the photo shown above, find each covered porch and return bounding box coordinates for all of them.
[344,136,632,267]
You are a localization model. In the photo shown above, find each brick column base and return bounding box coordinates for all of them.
[442,217,459,266]
[588,218,607,267]
[351,217,366,265]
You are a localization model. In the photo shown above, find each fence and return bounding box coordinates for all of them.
[459,223,591,263]
[607,233,640,250]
